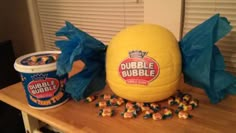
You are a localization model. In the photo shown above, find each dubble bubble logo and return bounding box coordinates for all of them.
[28,74,59,99]
[119,50,160,85]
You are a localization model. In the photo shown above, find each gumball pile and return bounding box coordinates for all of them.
[23,54,58,66]
[84,90,199,120]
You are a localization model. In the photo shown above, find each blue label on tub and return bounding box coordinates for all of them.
[20,71,69,108]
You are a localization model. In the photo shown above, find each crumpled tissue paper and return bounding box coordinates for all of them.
[180,14,236,103]
[55,21,107,101]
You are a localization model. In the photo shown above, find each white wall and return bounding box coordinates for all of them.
[144,0,183,40]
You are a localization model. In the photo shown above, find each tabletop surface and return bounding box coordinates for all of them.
[0,81,236,133]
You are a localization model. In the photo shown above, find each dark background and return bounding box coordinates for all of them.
[0,40,24,133]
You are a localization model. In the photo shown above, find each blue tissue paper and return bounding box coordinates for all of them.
[180,14,236,103]
[55,21,107,101]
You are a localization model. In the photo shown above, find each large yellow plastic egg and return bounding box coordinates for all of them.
[106,24,182,102]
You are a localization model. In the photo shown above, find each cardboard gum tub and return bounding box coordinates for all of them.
[14,51,69,109]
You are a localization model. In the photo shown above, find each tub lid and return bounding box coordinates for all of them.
[14,51,61,73]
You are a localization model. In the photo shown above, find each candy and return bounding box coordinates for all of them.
[41,56,49,62]
[125,107,138,116]
[108,98,118,106]
[190,99,199,108]
[183,105,193,111]
[26,54,58,66]
[143,109,154,119]
[116,97,125,106]
[46,56,55,64]
[121,112,137,119]
[167,96,175,105]
[175,105,193,113]
[30,56,38,62]
[121,106,138,119]
[89,90,199,120]
[152,112,163,120]
[135,102,148,108]
[84,96,97,103]
[177,101,193,112]
[150,103,160,112]
[178,101,187,109]
[134,102,147,112]
[125,106,136,113]
[99,107,114,117]
[163,107,173,119]
[125,102,135,109]
[183,94,192,102]
[175,97,182,105]
[140,105,151,112]
[51,54,58,60]
[178,111,192,119]
[100,94,114,100]
[96,101,109,108]
[28,61,36,66]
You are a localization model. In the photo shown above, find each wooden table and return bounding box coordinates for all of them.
[0,81,236,133]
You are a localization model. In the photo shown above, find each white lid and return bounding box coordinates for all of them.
[14,51,61,73]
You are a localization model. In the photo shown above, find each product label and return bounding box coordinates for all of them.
[28,74,59,99]
[119,50,159,85]
[21,71,68,108]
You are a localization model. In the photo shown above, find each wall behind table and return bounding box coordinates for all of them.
[0,1,7,40]
[0,0,35,57]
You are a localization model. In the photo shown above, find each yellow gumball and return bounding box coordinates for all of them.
[106,24,182,102]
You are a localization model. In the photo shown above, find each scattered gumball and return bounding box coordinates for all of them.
[125,107,138,116]
[190,99,199,108]
[140,105,151,112]
[108,98,118,106]
[134,102,147,112]
[88,90,199,120]
[125,106,136,112]
[96,101,110,108]
[167,96,175,106]
[175,97,182,105]
[125,102,136,109]
[116,97,125,106]
[178,101,187,109]
[152,112,163,120]
[163,107,173,119]
[150,103,160,112]
[84,96,97,103]
[178,102,193,111]
[100,94,115,100]
[183,94,192,102]
[135,102,147,108]
[178,111,192,119]
[143,109,154,119]
[121,112,137,119]
[99,107,114,117]
[183,105,193,111]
